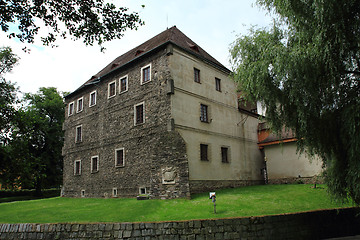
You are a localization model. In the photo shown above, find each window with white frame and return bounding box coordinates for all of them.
[89,91,96,107]
[68,102,74,116]
[74,160,81,175]
[141,64,151,84]
[115,148,125,167]
[139,187,147,195]
[108,81,116,98]
[119,75,128,93]
[91,155,99,173]
[77,97,83,113]
[75,125,82,143]
[112,188,118,197]
[134,102,145,125]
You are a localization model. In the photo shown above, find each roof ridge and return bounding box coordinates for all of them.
[93,26,176,78]
[67,26,229,98]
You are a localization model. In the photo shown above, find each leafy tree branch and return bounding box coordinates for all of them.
[1,0,144,50]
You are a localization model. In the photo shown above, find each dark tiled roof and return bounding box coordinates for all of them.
[68,26,229,98]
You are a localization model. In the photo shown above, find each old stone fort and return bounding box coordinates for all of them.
[62,26,321,199]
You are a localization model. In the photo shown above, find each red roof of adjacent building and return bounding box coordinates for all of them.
[258,122,297,147]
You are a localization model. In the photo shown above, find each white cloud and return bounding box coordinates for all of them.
[1,0,272,94]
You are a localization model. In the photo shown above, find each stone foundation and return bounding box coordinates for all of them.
[268,175,323,185]
[189,180,264,194]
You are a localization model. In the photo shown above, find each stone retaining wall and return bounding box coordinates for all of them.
[268,176,323,185]
[1,207,359,240]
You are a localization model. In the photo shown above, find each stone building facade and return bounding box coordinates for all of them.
[62,26,263,199]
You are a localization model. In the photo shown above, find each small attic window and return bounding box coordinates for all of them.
[135,49,144,56]
[187,42,199,52]
[111,63,119,69]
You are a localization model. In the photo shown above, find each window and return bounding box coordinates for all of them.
[200,144,208,161]
[115,148,125,167]
[200,104,209,123]
[194,68,200,83]
[75,125,82,143]
[119,75,128,93]
[221,147,229,163]
[215,78,221,92]
[77,97,83,112]
[81,190,85,197]
[141,64,151,84]
[139,187,147,195]
[134,102,145,125]
[112,188,118,197]
[74,160,81,175]
[68,102,74,116]
[135,49,144,56]
[108,81,116,98]
[89,91,96,107]
[91,156,99,173]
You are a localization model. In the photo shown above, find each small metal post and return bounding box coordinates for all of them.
[212,197,216,214]
[209,192,216,214]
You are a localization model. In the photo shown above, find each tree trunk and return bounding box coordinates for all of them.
[34,178,43,197]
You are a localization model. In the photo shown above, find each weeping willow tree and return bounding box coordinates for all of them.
[230,0,360,204]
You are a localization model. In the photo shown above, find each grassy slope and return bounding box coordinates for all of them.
[0,184,354,223]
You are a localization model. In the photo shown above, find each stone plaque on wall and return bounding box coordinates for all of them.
[162,167,177,184]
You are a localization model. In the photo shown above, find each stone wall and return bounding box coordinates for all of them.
[189,180,264,194]
[267,176,323,185]
[62,46,190,199]
[1,207,359,240]
[150,131,190,199]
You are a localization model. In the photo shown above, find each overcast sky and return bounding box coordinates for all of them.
[1,0,272,95]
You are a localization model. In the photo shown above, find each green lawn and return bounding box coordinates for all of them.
[0,184,354,223]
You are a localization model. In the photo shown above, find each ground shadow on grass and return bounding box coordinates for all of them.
[0,193,60,204]
[190,192,209,200]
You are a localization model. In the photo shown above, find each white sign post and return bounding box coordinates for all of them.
[209,192,216,214]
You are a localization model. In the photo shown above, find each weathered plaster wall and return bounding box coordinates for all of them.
[169,47,263,192]
[265,142,323,180]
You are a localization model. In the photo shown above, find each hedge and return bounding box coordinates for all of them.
[0,189,60,198]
